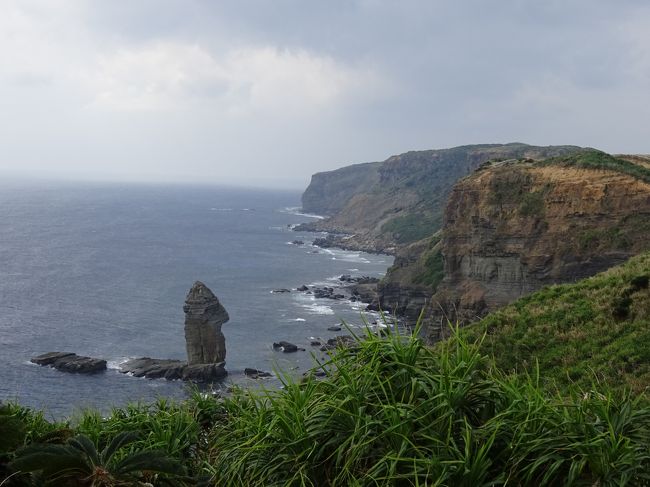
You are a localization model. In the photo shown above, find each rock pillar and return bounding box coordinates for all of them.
[183,281,229,365]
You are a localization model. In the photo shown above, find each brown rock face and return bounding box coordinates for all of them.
[183,281,230,365]
[426,157,650,341]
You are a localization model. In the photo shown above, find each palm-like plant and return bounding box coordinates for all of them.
[10,431,182,486]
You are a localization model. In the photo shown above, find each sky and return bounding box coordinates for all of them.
[1,0,649,189]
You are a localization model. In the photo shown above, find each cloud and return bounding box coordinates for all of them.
[0,0,648,187]
[77,42,385,115]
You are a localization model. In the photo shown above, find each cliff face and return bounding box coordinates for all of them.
[301,161,381,215]
[425,152,650,341]
[300,143,582,253]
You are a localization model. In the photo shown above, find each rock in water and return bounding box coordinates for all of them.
[183,281,230,365]
[31,352,107,374]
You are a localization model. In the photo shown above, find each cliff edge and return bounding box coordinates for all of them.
[424,150,650,341]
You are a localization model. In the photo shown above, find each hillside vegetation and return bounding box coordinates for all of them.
[542,150,650,184]
[463,251,650,394]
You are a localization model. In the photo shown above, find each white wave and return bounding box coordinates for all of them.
[306,280,338,287]
[347,268,360,272]
[281,206,325,219]
[301,303,334,315]
[107,357,131,370]
[331,254,370,264]
[291,318,306,322]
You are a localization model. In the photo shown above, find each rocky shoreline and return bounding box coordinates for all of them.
[293,222,397,255]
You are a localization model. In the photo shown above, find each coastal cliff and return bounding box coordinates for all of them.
[299,143,582,254]
[425,151,650,340]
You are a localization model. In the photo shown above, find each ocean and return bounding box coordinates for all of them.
[0,180,392,418]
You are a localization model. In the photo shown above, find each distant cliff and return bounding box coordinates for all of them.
[424,150,650,341]
[299,143,581,253]
[302,161,381,215]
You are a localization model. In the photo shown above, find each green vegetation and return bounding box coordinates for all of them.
[463,251,650,394]
[543,149,650,184]
[488,167,534,207]
[381,214,439,244]
[578,227,631,252]
[518,187,550,218]
[413,238,445,289]
[3,315,650,485]
[11,431,182,486]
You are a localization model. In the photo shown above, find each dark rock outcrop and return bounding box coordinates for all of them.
[312,287,346,300]
[31,352,106,374]
[244,368,272,378]
[120,358,227,382]
[184,281,229,365]
[320,335,356,352]
[273,341,299,353]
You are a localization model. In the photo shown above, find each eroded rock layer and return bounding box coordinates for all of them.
[425,153,650,340]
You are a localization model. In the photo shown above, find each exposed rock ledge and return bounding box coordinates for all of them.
[120,358,226,382]
[31,352,107,374]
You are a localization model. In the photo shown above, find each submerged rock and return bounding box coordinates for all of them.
[244,368,272,378]
[273,341,299,353]
[184,281,229,365]
[31,352,106,374]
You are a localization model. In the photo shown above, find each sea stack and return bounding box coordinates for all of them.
[183,281,230,365]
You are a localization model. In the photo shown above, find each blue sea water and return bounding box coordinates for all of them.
[0,180,392,418]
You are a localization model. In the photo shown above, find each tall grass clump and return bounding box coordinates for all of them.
[203,325,650,486]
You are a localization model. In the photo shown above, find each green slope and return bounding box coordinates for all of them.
[463,251,650,393]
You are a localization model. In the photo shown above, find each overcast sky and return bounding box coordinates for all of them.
[1,0,649,188]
